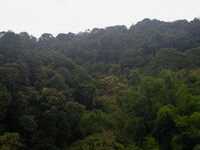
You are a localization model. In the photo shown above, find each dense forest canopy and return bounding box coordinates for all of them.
[0,18,200,150]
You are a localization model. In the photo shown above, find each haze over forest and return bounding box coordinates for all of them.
[1,0,200,36]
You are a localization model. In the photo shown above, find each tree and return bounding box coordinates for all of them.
[155,105,175,149]
[0,63,20,95]
[80,110,114,136]
[0,86,12,133]
[142,135,158,150]
[0,132,25,150]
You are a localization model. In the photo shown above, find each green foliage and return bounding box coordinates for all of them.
[194,145,200,150]
[19,115,37,133]
[1,18,200,150]
[0,86,11,120]
[33,138,60,150]
[142,135,158,150]
[172,112,200,150]
[68,131,124,150]
[186,47,200,68]
[0,132,25,150]
[155,105,175,149]
[80,110,115,135]
[72,67,96,108]
[98,76,121,95]
[147,48,187,73]
[67,133,101,150]
[123,117,146,144]
[93,131,124,150]
[126,143,142,150]
[156,105,175,134]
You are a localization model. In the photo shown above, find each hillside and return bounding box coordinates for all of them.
[0,18,200,150]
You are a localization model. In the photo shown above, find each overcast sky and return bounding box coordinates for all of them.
[0,0,200,37]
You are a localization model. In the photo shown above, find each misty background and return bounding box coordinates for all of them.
[0,0,199,37]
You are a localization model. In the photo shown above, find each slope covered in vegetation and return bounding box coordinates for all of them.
[0,18,200,150]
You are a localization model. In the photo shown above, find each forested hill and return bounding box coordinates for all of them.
[0,18,200,150]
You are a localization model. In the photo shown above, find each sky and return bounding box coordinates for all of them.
[0,0,200,37]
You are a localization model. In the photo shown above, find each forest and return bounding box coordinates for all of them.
[0,18,200,150]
